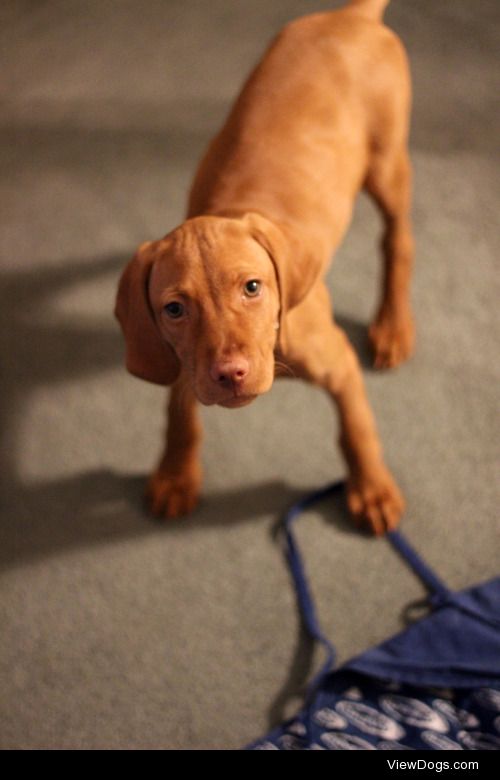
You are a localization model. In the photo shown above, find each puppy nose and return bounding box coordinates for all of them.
[210,357,249,387]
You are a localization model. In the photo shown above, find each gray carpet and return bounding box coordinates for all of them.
[1,0,498,750]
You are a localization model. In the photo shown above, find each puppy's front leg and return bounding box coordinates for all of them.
[147,373,202,519]
[287,299,404,534]
[332,338,405,534]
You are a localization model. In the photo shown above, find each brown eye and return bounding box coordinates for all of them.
[244,279,262,297]
[164,301,184,319]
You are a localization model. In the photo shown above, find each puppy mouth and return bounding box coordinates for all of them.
[194,387,260,407]
[194,370,274,407]
[217,394,258,409]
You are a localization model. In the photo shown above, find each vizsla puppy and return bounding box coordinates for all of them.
[116,0,415,535]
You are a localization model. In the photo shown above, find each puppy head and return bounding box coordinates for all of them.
[115,213,318,407]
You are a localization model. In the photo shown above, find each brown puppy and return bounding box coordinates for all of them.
[115,0,414,535]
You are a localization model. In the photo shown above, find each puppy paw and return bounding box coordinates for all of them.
[146,465,201,519]
[347,467,405,536]
[369,310,415,370]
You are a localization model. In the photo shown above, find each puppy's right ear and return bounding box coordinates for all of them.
[115,242,180,385]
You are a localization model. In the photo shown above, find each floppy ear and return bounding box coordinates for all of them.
[243,212,323,351]
[115,241,180,385]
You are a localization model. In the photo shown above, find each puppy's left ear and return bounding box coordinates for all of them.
[243,212,324,350]
[115,241,180,385]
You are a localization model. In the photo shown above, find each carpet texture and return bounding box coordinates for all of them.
[1,0,498,749]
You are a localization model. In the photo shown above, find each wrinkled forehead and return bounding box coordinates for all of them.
[150,218,273,292]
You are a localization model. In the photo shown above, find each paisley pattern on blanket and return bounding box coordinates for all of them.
[250,672,500,751]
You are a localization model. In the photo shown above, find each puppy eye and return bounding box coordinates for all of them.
[163,301,184,319]
[244,279,262,297]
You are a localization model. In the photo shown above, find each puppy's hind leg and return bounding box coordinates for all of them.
[366,147,415,369]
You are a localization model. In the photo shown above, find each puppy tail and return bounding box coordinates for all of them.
[346,0,390,21]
